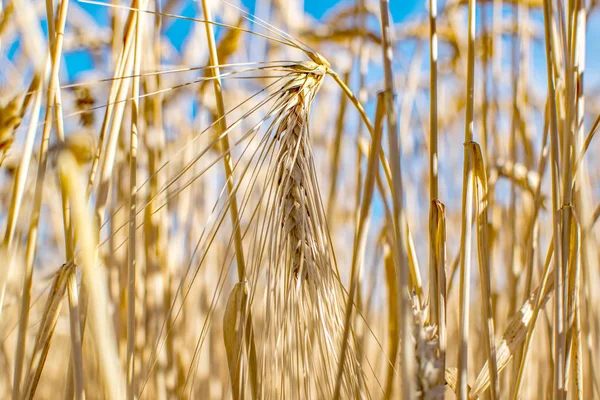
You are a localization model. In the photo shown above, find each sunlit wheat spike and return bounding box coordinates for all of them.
[254,61,362,398]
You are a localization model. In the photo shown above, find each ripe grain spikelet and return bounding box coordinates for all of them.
[0,94,23,165]
[412,296,445,399]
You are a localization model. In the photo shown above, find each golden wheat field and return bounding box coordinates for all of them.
[0,0,599,398]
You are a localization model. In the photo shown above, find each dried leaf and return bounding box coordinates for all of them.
[470,275,555,398]
[22,263,73,399]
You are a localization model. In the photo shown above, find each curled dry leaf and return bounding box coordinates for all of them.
[223,281,250,400]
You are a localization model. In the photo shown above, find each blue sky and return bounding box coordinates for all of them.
[57,0,422,81]
[291,0,418,19]
[76,0,421,21]
[10,1,600,88]
[75,0,421,52]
